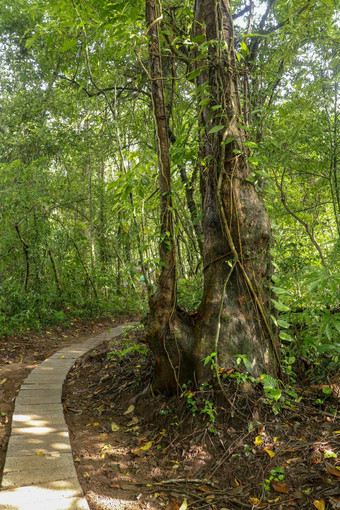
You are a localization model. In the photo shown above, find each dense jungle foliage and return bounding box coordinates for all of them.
[0,0,339,381]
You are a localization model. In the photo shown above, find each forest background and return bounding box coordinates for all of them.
[0,0,339,384]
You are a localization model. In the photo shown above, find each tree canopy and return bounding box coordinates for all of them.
[0,0,339,384]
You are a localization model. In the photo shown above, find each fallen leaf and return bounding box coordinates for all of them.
[61,355,65,359]
[326,462,340,477]
[230,485,243,496]
[36,451,45,456]
[124,404,135,415]
[92,422,100,427]
[0,378,7,385]
[313,500,325,510]
[329,497,340,509]
[196,486,210,493]
[324,450,337,459]
[249,497,260,504]
[111,422,120,432]
[265,448,275,458]
[179,499,187,510]
[254,436,263,446]
[271,481,290,493]
[74,457,81,462]
[286,457,300,465]
[131,448,142,456]
[128,417,139,426]
[311,451,322,464]
[140,441,153,451]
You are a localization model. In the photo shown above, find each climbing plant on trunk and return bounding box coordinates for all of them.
[146,0,280,394]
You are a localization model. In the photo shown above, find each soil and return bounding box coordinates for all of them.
[1,320,340,510]
[0,315,133,482]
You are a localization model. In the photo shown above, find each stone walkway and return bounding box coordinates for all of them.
[0,324,131,510]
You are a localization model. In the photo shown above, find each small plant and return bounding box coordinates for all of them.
[201,352,217,371]
[159,406,170,416]
[262,467,285,493]
[260,374,282,414]
[181,382,217,428]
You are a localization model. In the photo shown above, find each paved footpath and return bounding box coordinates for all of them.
[0,324,132,510]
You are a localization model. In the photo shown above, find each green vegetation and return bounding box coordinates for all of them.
[0,0,338,383]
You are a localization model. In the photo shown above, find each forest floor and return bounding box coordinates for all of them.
[1,320,340,510]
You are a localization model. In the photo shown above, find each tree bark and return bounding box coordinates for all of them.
[145,0,179,393]
[145,0,279,394]
[192,0,279,376]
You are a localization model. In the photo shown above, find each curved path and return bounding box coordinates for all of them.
[0,324,131,510]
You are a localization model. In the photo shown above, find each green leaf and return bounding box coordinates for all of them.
[61,39,77,51]
[192,34,205,44]
[244,141,258,148]
[277,319,290,329]
[272,286,288,295]
[279,331,294,342]
[241,41,249,56]
[271,299,290,312]
[187,68,202,80]
[208,124,225,135]
[221,137,235,145]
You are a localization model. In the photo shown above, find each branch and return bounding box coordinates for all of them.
[53,72,150,98]
[272,168,329,269]
[162,31,192,65]
[232,5,251,20]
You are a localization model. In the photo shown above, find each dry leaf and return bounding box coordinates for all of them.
[249,497,260,504]
[311,451,322,464]
[179,499,187,510]
[36,451,45,456]
[0,378,7,385]
[326,462,340,477]
[286,457,300,465]
[271,481,290,493]
[131,448,142,456]
[111,422,120,432]
[265,449,275,458]
[124,404,135,415]
[313,500,325,510]
[165,503,179,510]
[196,486,210,493]
[140,441,153,451]
[254,436,263,446]
[230,485,243,496]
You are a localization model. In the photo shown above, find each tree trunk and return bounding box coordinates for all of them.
[145,0,279,394]
[145,0,178,393]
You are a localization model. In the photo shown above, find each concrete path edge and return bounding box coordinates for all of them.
[0,323,135,510]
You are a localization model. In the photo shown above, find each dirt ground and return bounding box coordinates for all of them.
[0,315,132,482]
[1,320,340,509]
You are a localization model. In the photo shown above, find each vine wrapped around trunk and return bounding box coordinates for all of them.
[145,0,279,394]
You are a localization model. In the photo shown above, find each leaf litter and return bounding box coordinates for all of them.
[61,327,340,510]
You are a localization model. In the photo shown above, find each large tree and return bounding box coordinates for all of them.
[145,0,280,393]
